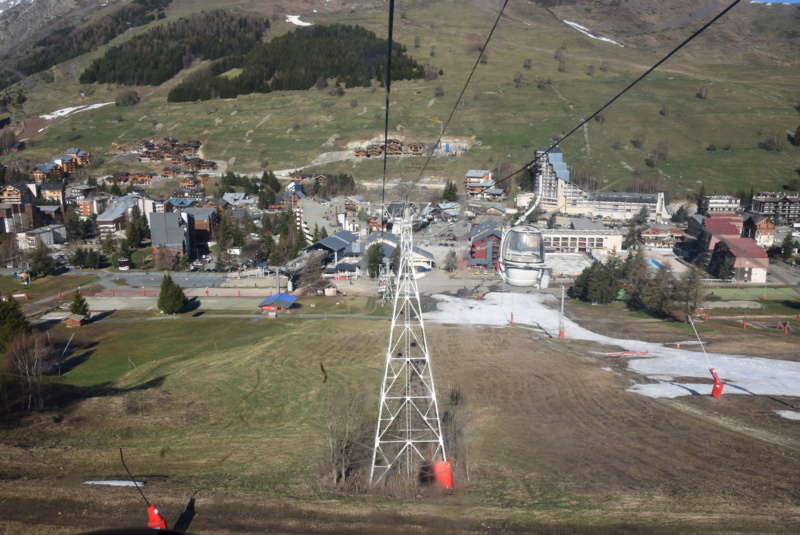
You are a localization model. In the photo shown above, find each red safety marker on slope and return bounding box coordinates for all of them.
[689,317,723,399]
[709,368,724,399]
[433,460,453,489]
[147,504,168,530]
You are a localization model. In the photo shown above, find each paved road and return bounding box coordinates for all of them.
[119,271,226,288]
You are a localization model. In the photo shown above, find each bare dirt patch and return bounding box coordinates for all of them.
[1,313,798,532]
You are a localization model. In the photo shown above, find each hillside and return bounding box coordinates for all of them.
[0,0,798,201]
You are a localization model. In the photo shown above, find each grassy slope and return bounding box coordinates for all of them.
[4,0,800,201]
[28,317,387,493]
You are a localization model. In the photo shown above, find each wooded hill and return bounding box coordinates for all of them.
[166,24,424,101]
[79,10,268,87]
[0,0,172,92]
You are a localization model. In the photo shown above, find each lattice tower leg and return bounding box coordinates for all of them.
[370,212,446,486]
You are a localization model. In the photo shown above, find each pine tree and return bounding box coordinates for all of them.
[642,263,675,318]
[624,250,650,308]
[30,242,55,277]
[674,267,705,317]
[367,243,383,278]
[781,233,797,261]
[68,290,90,317]
[0,297,30,354]
[73,249,86,268]
[157,273,187,314]
[442,180,458,202]
[718,258,731,280]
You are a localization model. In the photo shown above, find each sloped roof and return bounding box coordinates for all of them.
[183,207,216,220]
[471,228,502,243]
[361,232,434,260]
[722,238,768,259]
[258,293,298,308]
[705,219,741,236]
[315,231,358,252]
[150,212,187,247]
[467,220,498,239]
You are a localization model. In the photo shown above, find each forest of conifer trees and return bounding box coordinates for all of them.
[1,0,173,92]
[167,24,424,102]
[79,10,268,87]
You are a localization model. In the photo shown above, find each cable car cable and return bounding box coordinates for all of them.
[404,0,510,200]
[379,0,396,223]
[491,0,742,192]
[119,447,151,508]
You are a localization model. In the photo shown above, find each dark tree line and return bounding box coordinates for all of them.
[2,0,172,92]
[572,252,706,319]
[316,173,356,198]
[167,24,424,102]
[80,10,268,87]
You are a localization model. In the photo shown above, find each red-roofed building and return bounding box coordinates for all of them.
[687,213,742,251]
[709,237,768,283]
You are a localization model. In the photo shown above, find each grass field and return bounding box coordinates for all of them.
[1,304,798,532]
[0,273,97,303]
[4,0,799,201]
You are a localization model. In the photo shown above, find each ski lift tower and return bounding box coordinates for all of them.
[370,207,446,486]
[378,262,395,306]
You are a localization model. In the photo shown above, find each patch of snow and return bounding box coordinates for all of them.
[0,0,31,15]
[423,292,800,400]
[774,410,800,420]
[39,102,114,120]
[83,480,145,487]
[286,15,312,26]
[563,20,624,47]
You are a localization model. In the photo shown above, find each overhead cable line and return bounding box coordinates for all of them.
[379,0,396,222]
[404,0,510,200]
[491,0,742,191]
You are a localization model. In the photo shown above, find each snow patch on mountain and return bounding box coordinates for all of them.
[563,20,624,47]
[286,15,312,26]
[0,0,33,15]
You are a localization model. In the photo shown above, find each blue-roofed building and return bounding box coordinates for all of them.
[167,197,199,209]
[259,293,298,312]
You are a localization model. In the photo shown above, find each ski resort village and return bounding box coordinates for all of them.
[1,0,800,532]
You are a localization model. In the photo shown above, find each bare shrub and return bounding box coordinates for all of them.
[759,131,784,151]
[322,383,373,488]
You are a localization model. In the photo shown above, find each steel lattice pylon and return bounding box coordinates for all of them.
[370,212,446,486]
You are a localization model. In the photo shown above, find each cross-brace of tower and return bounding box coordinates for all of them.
[378,263,395,306]
[370,210,446,486]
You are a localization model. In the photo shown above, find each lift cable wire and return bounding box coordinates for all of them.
[119,447,151,508]
[487,0,742,193]
[404,0,510,201]
[379,0,396,225]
